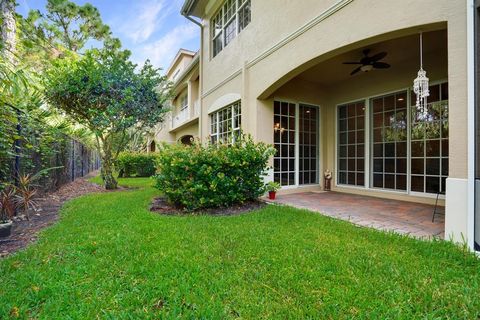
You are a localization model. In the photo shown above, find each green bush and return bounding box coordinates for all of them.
[116,152,158,178]
[155,136,275,210]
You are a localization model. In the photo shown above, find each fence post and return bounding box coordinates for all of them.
[81,144,84,177]
[71,140,75,182]
[13,110,21,187]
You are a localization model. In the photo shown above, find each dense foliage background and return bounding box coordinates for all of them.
[116,152,158,178]
[1,0,169,191]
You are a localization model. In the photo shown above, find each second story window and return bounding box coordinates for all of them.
[180,94,188,112]
[211,0,251,58]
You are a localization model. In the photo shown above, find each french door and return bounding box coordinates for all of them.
[273,101,319,187]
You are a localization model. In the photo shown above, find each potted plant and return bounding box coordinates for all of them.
[265,181,281,200]
[0,187,17,238]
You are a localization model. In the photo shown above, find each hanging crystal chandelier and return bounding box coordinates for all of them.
[413,33,429,119]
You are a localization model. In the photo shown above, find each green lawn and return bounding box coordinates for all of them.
[0,177,479,319]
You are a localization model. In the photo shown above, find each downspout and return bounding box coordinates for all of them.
[467,0,476,251]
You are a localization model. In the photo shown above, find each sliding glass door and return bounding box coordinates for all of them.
[274,101,319,187]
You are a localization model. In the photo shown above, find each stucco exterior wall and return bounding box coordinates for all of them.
[194,0,469,242]
[200,0,338,94]
[175,123,200,142]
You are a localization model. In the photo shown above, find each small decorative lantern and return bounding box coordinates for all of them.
[324,169,332,191]
[413,32,429,119]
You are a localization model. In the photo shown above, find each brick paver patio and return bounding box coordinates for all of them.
[267,192,445,239]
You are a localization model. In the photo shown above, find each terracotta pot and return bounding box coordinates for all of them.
[268,191,276,200]
[0,221,12,238]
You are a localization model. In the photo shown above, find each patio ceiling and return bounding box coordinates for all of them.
[297,29,447,86]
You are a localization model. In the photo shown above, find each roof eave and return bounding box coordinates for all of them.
[181,0,199,17]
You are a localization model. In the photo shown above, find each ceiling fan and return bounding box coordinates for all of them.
[343,49,391,75]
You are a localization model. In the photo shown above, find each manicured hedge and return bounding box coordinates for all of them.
[155,136,275,210]
[116,152,158,177]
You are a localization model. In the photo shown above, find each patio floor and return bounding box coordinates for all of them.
[266,191,445,239]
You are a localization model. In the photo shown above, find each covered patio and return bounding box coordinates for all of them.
[267,192,444,239]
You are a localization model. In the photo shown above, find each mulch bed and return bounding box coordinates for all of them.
[0,173,105,258]
[150,197,266,216]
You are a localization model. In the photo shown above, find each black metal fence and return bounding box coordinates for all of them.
[0,105,100,193]
[31,138,101,192]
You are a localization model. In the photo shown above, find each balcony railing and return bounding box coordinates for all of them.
[172,107,189,128]
[170,100,201,129]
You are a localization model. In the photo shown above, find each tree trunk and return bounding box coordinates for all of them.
[0,0,16,63]
[101,157,117,190]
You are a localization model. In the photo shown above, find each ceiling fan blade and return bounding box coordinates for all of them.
[350,66,362,75]
[369,52,387,62]
[372,62,390,69]
[343,62,362,64]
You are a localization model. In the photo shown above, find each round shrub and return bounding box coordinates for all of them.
[155,136,275,211]
[116,152,158,177]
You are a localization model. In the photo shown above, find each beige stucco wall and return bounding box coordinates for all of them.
[201,0,339,94]
[167,53,194,80]
[174,123,200,142]
[154,121,199,145]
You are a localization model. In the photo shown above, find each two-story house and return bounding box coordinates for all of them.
[153,0,480,251]
[151,49,200,148]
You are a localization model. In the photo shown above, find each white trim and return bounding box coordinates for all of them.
[172,54,200,88]
[365,98,371,189]
[165,49,196,77]
[273,99,322,189]
[202,69,242,98]
[467,0,476,251]
[295,104,300,186]
[208,100,242,143]
[246,0,354,69]
[208,93,242,113]
[318,105,323,188]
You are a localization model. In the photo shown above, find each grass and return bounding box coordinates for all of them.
[0,177,479,319]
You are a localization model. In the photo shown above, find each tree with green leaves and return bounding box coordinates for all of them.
[18,0,124,71]
[44,50,171,189]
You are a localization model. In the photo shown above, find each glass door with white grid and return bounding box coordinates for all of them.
[274,101,319,187]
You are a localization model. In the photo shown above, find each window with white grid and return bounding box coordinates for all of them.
[210,101,241,144]
[180,94,188,111]
[211,0,251,57]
